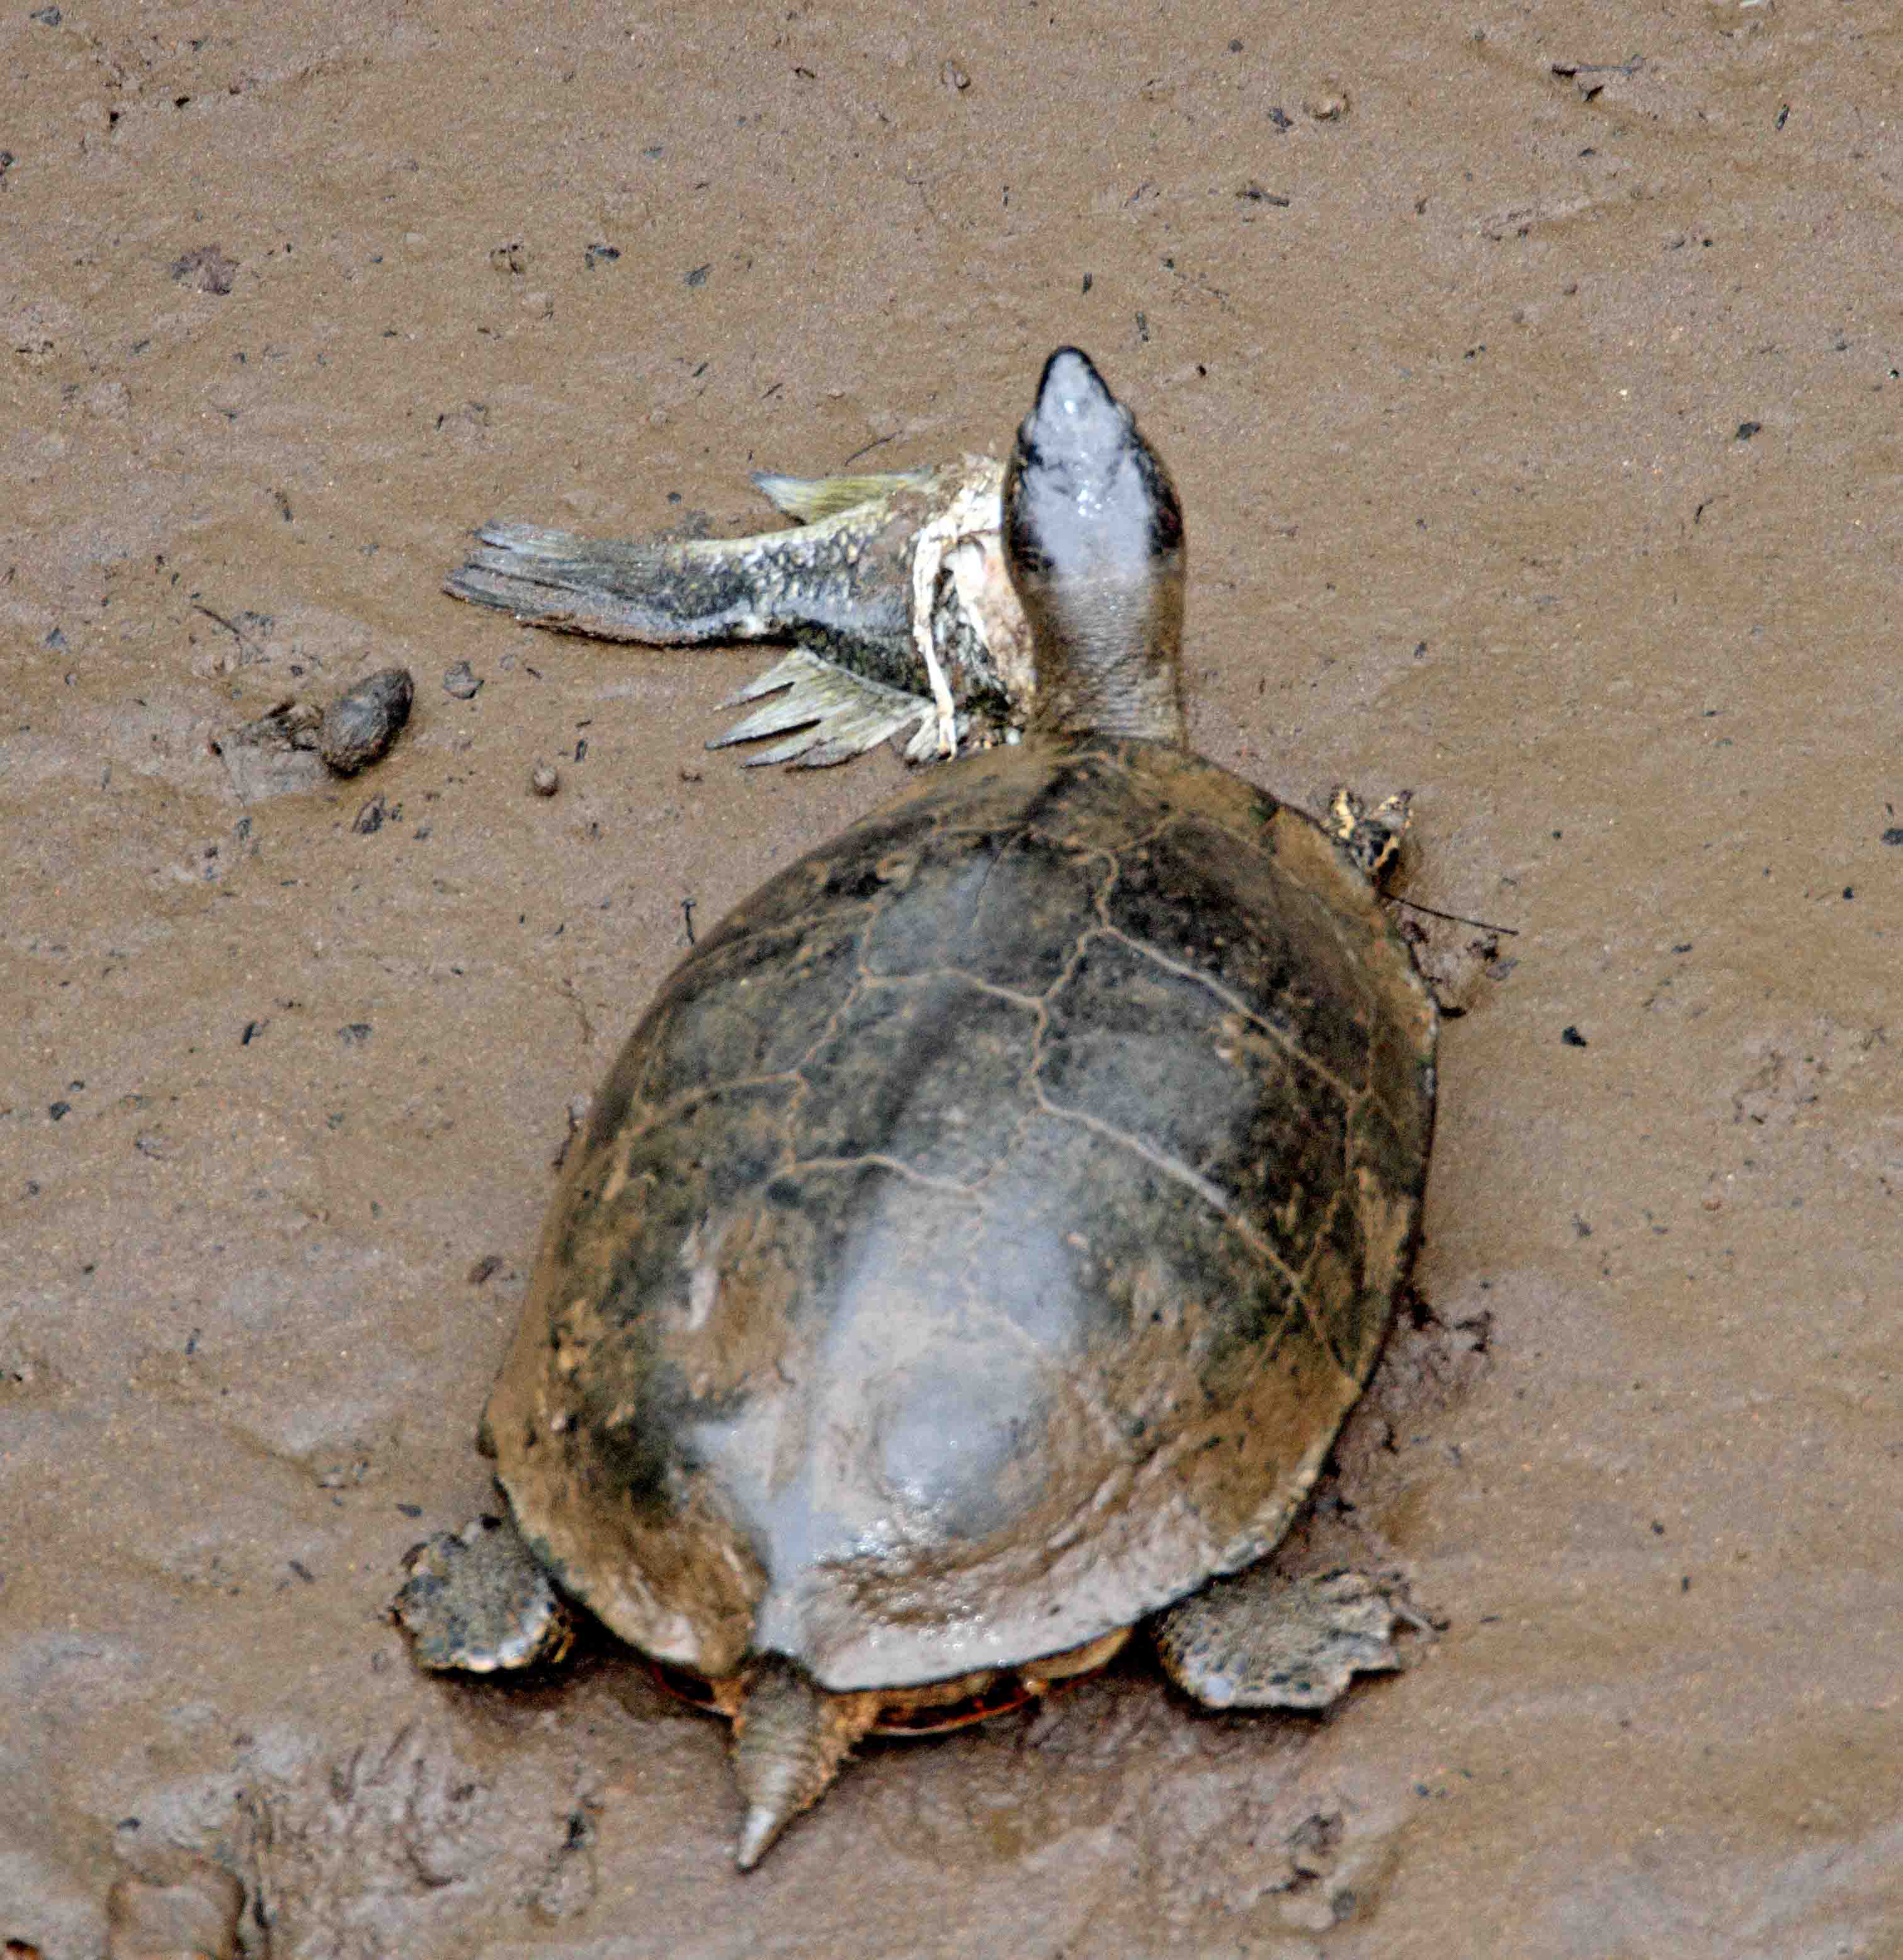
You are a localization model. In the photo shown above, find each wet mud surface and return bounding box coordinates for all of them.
[4,3,1900,1954]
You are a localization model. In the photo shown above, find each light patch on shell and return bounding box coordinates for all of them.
[593,1575,708,1669]
[679,1214,721,1331]
[671,1202,808,1403]
[1354,1166,1417,1305]
[686,1258,719,1331]
[599,1156,633,1207]
[554,1303,592,1376]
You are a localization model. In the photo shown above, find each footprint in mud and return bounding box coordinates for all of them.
[848,1299,1488,1909]
[860,1676,1405,1939]
[233,1719,586,1959]
[1123,1764,1410,1935]
[1728,1017,1890,1130]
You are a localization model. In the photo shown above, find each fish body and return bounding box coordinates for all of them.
[445,457,1034,765]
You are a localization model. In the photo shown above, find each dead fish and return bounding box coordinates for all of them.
[443,456,1034,766]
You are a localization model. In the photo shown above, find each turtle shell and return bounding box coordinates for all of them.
[483,733,1436,1692]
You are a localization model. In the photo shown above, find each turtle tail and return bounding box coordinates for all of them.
[730,1654,880,1869]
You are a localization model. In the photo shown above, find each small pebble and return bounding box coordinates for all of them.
[319,666,413,775]
[531,761,560,797]
[1304,79,1351,121]
[443,659,483,700]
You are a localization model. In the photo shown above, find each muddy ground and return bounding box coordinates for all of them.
[4,2,1900,1955]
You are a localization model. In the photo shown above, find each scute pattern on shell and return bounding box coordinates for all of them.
[483,733,1435,1694]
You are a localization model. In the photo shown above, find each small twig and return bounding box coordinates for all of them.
[681,897,696,945]
[192,602,266,656]
[1392,896,1519,936]
[1550,54,1644,79]
[839,432,899,469]
[556,976,593,1047]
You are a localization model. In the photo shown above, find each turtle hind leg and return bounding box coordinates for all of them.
[1153,1568,1419,1712]
[1327,787,1414,888]
[394,1511,574,1675]
[729,1655,882,1869]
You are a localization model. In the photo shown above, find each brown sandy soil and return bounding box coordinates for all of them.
[4,3,1901,1954]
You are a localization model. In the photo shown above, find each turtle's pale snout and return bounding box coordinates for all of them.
[1009,347,1181,586]
[1016,349,1132,538]
[1026,346,1123,462]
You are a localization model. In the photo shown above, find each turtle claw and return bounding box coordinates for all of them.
[1327,787,1414,887]
[1152,1568,1415,1711]
[394,1512,574,1674]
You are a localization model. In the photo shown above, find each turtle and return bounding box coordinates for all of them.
[445,454,1028,766]
[398,346,1439,1871]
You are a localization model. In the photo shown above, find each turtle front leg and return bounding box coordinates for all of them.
[1153,1568,1417,1711]
[394,1511,575,1674]
[1326,788,1414,888]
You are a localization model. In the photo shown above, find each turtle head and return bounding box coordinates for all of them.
[1004,347,1186,743]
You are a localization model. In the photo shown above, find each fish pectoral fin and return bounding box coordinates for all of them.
[712,649,934,767]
